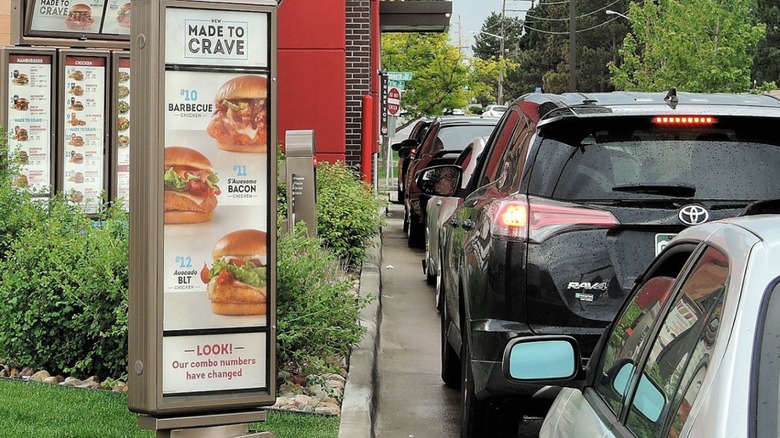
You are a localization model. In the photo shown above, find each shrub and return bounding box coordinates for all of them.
[315,161,384,268]
[0,196,129,378]
[276,223,372,376]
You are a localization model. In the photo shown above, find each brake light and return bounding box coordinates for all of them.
[652,116,716,125]
[490,196,619,242]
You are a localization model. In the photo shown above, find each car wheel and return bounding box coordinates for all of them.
[403,208,409,233]
[408,214,425,248]
[460,326,521,438]
[425,227,436,285]
[441,299,460,388]
[460,333,489,438]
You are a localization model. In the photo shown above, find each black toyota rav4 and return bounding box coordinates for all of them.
[416,91,780,437]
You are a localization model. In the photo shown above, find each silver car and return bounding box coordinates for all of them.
[421,137,488,288]
[503,212,780,438]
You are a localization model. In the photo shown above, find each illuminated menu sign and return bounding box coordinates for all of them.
[6,53,54,196]
[115,56,130,211]
[29,0,131,38]
[161,8,270,395]
[61,54,106,214]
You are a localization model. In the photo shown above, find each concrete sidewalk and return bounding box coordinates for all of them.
[338,222,383,438]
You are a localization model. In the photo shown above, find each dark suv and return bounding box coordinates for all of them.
[403,115,498,248]
[417,91,780,437]
[391,119,431,204]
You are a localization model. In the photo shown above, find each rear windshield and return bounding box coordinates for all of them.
[436,124,497,152]
[528,117,780,201]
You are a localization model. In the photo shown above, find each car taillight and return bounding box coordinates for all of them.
[652,116,716,125]
[489,196,619,242]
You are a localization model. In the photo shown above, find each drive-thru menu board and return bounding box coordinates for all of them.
[28,0,131,38]
[115,56,130,210]
[6,53,54,195]
[161,7,270,395]
[61,54,106,214]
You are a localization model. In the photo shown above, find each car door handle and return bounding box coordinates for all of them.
[461,219,475,230]
[436,200,442,206]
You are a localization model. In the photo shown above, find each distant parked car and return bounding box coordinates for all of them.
[419,91,780,437]
[421,136,488,287]
[403,116,498,248]
[391,119,431,204]
[482,104,507,117]
[504,212,780,438]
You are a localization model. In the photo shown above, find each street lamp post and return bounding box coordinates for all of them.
[605,9,629,20]
[471,30,505,105]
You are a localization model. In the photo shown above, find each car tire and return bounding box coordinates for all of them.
[403,208,409,233]
[441,299,460,388]
[460,334,489,438]
[460,325,520,438]
[425,227,436,285]
[408,215,425,248]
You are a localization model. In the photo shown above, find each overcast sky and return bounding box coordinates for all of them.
[449,0,530,54]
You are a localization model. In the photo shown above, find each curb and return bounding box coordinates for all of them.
[338,230,382,438]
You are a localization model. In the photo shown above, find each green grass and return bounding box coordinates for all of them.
[0,379,339,438]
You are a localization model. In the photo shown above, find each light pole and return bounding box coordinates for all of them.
[605,9,629,20]
[471,30,505,105]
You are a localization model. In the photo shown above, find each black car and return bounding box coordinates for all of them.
[403,115,498,248]
[418,91,780,437]
[391,119,431,204]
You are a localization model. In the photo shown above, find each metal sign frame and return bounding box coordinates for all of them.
[128,0,278,425]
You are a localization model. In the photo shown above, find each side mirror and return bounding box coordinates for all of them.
[503,336,580,381]
[391,138,418,151]
[611,362,666,422]
[398,148,413,159]
[414,165,461,197]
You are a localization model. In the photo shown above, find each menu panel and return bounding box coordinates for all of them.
[115,56,131,211]
[29,0,131,38]
[61,54,107,214]
[6,54,54,196]
[161,7,271,396]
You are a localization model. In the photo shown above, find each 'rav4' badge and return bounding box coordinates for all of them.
[567,282,608,290]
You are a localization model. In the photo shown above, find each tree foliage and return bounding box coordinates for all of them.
[381,33,471,118]
[752,0,780,87]
[609,0,766,92]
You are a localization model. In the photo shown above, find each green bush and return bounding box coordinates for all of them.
[276,223,371,376]
[316,162,384,268]
[277,161,384,269]
[0,196,129,378]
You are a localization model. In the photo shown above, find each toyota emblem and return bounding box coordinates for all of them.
[678,205,709,226]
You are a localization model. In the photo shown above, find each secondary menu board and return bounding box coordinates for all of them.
[61,53,107,214]
[161,7,270,396]
[5,52,55,196]
[28,0,131,38]
[115,55,131,211]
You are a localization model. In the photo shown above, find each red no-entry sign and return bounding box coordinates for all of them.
[388,87,401,116]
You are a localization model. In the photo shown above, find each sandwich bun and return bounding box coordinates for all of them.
[163,146,218,224]
[165,146,215,172]
[213,75,267,103]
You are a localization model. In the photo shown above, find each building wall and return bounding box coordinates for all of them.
[277,0,347,164]
[345,0,371,167]
[0,0,10,46]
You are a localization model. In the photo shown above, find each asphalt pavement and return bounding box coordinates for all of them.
[339,200,542,438]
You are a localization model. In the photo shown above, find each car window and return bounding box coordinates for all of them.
[435,124,496,152]
[593,245,697,415]
[755,280,780,438]
[528,117,780,201]
[625,246,729,438]
[479,109,521,187]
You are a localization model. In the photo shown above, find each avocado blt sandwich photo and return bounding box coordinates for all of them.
[163,146,221,224]
[207,75,268,153]
[200,229,268,316]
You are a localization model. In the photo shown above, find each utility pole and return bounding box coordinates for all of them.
[499,0,506,104]
[569,0,576,91]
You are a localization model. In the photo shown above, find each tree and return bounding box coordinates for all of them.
[381,33,472,119]
[751,0,780,87]
[471,12,523,104]
[609,0,766,92]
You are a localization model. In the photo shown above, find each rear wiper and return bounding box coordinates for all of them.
[612,183,696,197]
